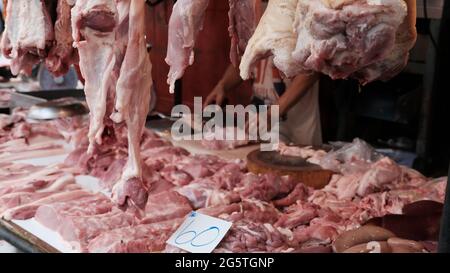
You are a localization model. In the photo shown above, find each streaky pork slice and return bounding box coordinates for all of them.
[0,192,55,214]
[1,190,92,220]
[35,193,114,230]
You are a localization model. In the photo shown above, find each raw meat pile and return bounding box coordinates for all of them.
[0,0,441,254]
[1,122,446,252]
[0,112,91,222]
[166,0,416,85]
[0,109,87,162]
[0,152,86,222]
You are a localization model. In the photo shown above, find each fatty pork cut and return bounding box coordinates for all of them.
[240,0,416,84]
[228,0,262,67]
[0,0,55,75]
[239,0,300,80]
[165,0,211,93]
[71,0,153,208]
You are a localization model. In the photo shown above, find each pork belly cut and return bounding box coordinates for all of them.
[0,165,71,195]
[0,192,55,214]
[0,163,44,180]
[35,194,114,230]
[88,219,183,253]
[58,209,137,252]
[2,190,92,220]
[0,142,65,163]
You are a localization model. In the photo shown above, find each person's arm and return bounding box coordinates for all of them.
[402,0,417,44]
[204,64,243,106]
[278,72,319,116]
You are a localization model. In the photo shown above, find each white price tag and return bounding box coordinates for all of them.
[167,211,232,253]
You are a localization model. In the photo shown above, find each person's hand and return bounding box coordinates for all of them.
[204,82,227,107]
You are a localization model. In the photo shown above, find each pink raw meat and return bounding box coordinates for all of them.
[141,191,192,224]
[88,219,183,253]
[58,209,137,252]
[165,0,210,93]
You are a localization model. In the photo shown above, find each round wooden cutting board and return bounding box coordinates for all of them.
[246,150,335,189]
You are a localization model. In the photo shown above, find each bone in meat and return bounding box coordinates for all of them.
[111,0,153,208]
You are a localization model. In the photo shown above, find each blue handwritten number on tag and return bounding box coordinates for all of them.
[174,218,221,247]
